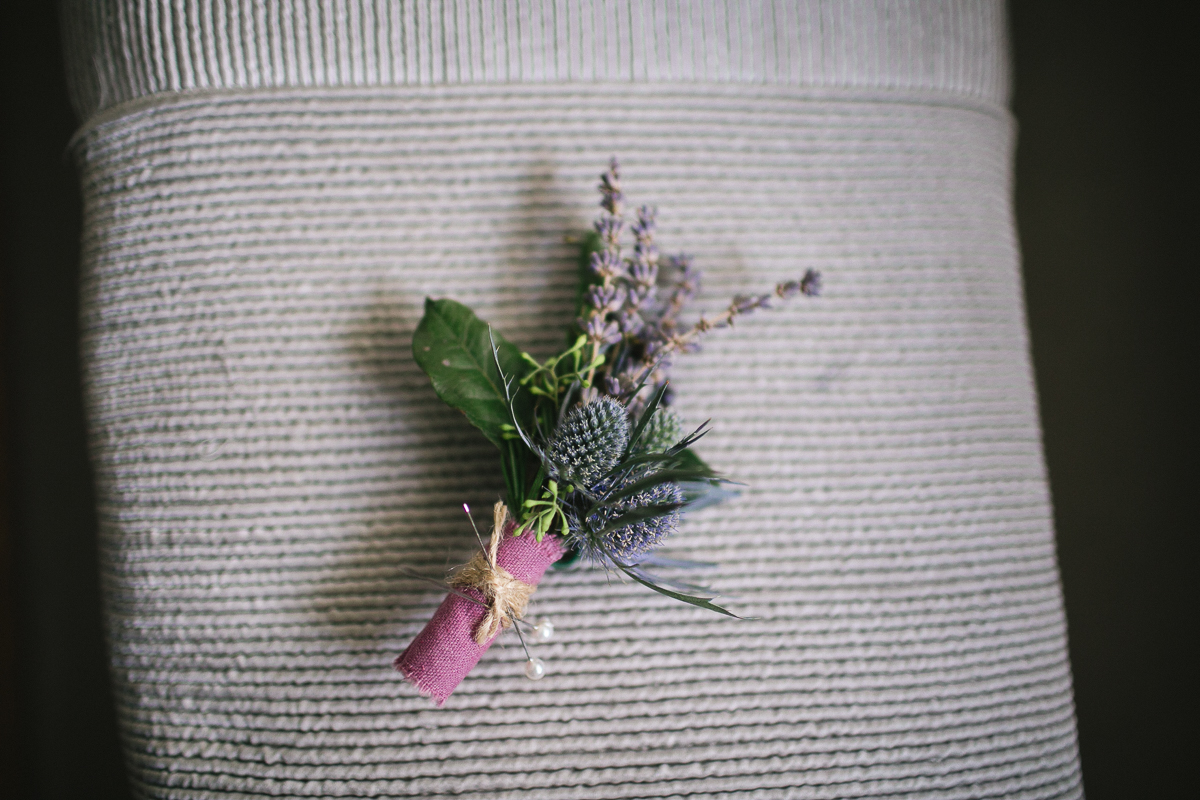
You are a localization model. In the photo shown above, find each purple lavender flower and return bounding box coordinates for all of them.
[730,293,772,315]
[577,161,819,421]
[799,269,822,297]
[631,205,656,240]
[631,206,658,261]
[580,315,622,346]
[593,215,623,246]
[599,158,623,216]
[588,284,626,315]
[666,253,698,282]
[628,258,657,288]
[655,254,700,333]
[589,249,626,280]
[628,284,656,308]
[617,310,644,336]
[775,271,822,300]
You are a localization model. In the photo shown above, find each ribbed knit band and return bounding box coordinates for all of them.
[75,82,1081,798]
[61,0,1010,122]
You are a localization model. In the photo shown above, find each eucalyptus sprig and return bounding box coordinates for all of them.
[519,335,603,399]
[521,479,574,539]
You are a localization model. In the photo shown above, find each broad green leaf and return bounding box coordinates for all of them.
[412,297,534,451]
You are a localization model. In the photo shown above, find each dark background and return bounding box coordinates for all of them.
[1,3,1192,798]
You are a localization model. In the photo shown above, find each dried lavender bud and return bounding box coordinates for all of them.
[588,284,626,314]
[631,205,656,237]
[730,293,772,315]
[628,283,655,307]
[599,158,623,216]
[658,254,700,331]
[800,268,822,297]
[775,281,800,299]
[617,310,644,335]
[631,206,657,256]
[593,215,623,246]
[775,270,822,300]
[589,249,626,280]
[666,253,699,285]
[574,473,683,562]
[628,258,657,288]
[580,315,622,346]
[547,397,630,486]
[632,408,683,455]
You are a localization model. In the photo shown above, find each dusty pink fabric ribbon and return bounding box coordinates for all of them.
[394,512,565,705]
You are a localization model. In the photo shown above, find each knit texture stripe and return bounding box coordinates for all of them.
[61,0,1010,122]
[75,82,1081,798]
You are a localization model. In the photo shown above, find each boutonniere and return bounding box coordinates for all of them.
[395,159,820,704]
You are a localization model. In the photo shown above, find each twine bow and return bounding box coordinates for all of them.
[449,502,536,644]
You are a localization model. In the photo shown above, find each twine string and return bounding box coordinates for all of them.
[449,501,536,645]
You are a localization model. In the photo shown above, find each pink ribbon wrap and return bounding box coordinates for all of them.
[394,522,565,705]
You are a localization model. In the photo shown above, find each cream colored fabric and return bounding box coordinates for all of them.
[66,2,1081,798]
[62,0,1011,119]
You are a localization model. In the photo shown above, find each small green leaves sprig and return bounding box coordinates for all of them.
[412,159,820,616]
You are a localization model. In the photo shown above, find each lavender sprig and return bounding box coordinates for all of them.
[566,159,823,415]
[598,157,623,217]
[657,254,700,334]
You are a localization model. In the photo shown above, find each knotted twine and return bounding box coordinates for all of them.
[448,501,536,644]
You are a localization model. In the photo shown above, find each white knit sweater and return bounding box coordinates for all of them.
[63,3,1081,798]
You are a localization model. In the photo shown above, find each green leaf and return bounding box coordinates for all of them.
[596,450,715,478]
[412,298,534,448]
[612,559,747,619]
[595,468,717,506]
[412,298,536,507]
[625,383,668,457]
[671,447,711,473]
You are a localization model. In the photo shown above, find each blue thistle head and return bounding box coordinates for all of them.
[546,397,630,486]
[632,407,683,455]
[570,472,683,563]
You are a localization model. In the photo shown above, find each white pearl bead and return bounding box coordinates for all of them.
[524,658,546,681]
[532,618,555,643]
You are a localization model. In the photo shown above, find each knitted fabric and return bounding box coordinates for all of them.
[63,2,1081,798]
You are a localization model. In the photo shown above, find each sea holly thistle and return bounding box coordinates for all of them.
[411,158,821,616]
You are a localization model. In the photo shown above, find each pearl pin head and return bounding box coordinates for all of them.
[532,618,555,643]
[524,658,546,680]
